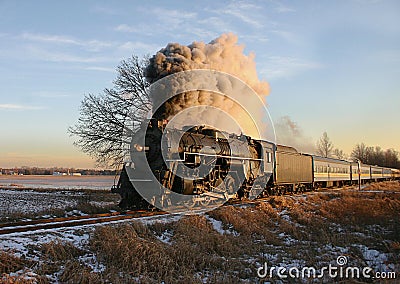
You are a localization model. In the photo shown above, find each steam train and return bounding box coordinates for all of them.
[112,118,400,209]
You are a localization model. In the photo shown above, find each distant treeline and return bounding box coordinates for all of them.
[0,167,117,176]
[351,143,400,169]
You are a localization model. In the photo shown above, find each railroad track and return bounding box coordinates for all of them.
[0,197,277,236]
[0,210,167,235]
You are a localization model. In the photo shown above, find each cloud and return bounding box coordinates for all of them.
[25,46,108,63]
[91,5,121,15]
[21,33,113,52]
[270,30,298,43]
[260,56,322,80]
[21,33,79,45]
[114,24,139,33]
[274,3,295,13]
[85,66,116,72]
[0,104,44,110]
[118,41,161,54]
[220,1,264,29]
[150,8,197,25]
[33,91,73,98]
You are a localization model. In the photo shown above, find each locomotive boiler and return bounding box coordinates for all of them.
[112,118,275,209]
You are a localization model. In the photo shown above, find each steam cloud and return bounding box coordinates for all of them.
[145,33,271,138]
[274,116,315,154]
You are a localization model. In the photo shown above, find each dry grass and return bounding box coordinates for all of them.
[363,180,400,191]
[59,260,102,284]
[2,187,400,283]
[208,202,282,246]
[37,239,84,262]
[86,192,400,282]
[263,190,400,268]
[0,250,44,284]
[74,201,119,215]
[0,250,30,274]
[319,191,400,225]
[88,214,270,283]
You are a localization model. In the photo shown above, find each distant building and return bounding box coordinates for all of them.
[52,171,65,176]
[53,171,81,176]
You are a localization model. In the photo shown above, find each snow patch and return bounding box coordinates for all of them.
[205,215,239,236]
[156,230,173,245]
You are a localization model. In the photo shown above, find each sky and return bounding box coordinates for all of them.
[0,0,399,168]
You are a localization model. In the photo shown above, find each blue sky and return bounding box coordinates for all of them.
[0,0,399,168]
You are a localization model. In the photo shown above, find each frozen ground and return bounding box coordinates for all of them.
[0,189,84,216]
[0,213,183,282]
[0,182,399,283]
[0,177,120,221]
[0,175,115,190]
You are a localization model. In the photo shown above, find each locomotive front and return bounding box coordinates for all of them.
[112,118,275,210]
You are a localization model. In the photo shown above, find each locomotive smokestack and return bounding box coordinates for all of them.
[145,33,270,137]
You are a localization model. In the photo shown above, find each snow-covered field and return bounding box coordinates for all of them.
[1,182,399,283]
[0,175,118,220]
[0,213,183,282]
[0,189,84,216]
[0,175,115,190]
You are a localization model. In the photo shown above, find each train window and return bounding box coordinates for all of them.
[265,151,272,163]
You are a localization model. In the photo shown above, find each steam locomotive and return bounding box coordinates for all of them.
[112,118,400,209]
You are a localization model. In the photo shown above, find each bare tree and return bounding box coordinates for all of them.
[68,55,151,167]
[333,148,347,160]
[384,148,400,168]
[316,132,334,158]
[351,143,399,168]
[351,143,368,162]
